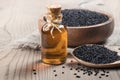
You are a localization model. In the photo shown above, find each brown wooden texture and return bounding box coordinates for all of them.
[0,0,120,80]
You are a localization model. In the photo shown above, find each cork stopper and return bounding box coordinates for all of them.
[47,4,61,15]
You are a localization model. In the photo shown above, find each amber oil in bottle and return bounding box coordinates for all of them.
[41,4,67,65]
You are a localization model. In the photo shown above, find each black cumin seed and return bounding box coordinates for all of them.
[102,70,106,73]
[33,72,36,75]
[53,70,56,72]
[101,73,105,76]
[99,76,102,78]
[76,76,80,78]
[32,69,36,71]
[62,66,65,68]
[70,68,73,70]
[74,73,77,75]
[88,74,91,76]
[83,70,86,72]
[94,73,98,76]
[55,74,57,77]
[106,75,109,77]
[106,71,109,73]
[62,72,64,74]
[75,68,78,70]
[80,69,83,70]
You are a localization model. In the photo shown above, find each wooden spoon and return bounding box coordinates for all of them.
[71,45,120,68]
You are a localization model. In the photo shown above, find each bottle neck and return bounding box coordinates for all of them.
[45,13,62,25]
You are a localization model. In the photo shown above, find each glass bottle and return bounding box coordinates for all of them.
[41,4,68,65]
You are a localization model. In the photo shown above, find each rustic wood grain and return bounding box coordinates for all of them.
[0,0,120,80]
[0,49,120,80]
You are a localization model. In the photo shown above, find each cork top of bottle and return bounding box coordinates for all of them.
[47,4,61,15]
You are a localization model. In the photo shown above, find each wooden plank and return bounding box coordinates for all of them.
[0,49,120,80]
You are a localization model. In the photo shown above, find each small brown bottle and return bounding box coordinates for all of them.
[41,4,68,65]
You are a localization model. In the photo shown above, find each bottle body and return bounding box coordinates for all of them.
[41,24,67,64]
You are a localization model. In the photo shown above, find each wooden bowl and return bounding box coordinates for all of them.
[67,9,114,47]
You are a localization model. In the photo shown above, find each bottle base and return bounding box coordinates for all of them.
[42,58,66,65]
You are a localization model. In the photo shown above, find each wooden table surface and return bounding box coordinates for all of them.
[0,0,120,80]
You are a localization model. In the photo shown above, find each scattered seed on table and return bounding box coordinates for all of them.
[76,67,80,70]
[90,71,93,74]
[102,70,106,73]
[76,76,81,78]
[101,73,105,76]
[106,71,109,73]
[52,61,110,79]
[83,73,86,75]
[94,73,98,76]
[74,73,77,75]
[70,68,73,70]
[75,68,78,70]
[106,75,109,77]
[53,70,56,72]
[99,76,102,78]
[55,74,57,77]
[33,72,37,75]
[32,69,36,71]
[62,72,64,74]
[62,66,65,68]
[80,69,83,71]
[88,74,91,76]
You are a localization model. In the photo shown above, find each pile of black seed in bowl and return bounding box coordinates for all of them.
[61,9,109,26]
[73,44,120,64]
